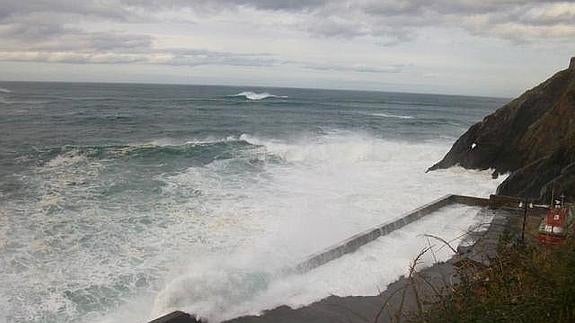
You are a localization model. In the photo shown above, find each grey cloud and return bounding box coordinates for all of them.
[0,1,149,54]
[168,48,274,58]
[0,48,282,69]
[0,1,279,68]
[0,0,573,71]
[304,17,369,38]
[0,22,69,40]
[121,0,327,12]
[161,50,280,67]
[0,1,132,22]
[2,1,573,44]
[0,47,404,76]
[302,63,404,74]
[512,4,575,26]
[0,23,152,52]
[228,0,326,11]
[309,1,575,42]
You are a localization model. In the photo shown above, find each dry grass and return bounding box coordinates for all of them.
[418,234,575,323]
[330,215,575,323]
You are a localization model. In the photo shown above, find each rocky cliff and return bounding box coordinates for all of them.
[429,57,575,202]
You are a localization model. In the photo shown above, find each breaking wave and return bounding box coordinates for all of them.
[2,131,506,323]
[365,112,415,119]
[232,91,287,101]
[144,133,505,322]
[0,87,11,93]
[33,138,262,171]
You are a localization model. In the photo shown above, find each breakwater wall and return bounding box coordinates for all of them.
[149,194,539,323]
[289,194,488,273]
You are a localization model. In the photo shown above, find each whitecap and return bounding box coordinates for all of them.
[0,87,12,93]
[365,112,414,119]
[232,91,287,101]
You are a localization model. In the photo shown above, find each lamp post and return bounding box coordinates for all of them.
[519,199,534,243]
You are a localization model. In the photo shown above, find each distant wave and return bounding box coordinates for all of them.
[232,91,287,101]
[0,87,12,93]
[366,112,414,119]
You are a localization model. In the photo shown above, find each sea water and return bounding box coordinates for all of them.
[0,82,508,322]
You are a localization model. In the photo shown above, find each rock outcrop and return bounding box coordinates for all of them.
[429,57,575,202]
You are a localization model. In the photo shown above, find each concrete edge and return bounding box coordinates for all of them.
[150,194,532,323]
[290,194,488,273]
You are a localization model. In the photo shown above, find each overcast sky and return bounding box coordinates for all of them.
[0,0,574,97]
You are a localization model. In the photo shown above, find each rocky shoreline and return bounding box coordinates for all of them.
[429,57,575,203]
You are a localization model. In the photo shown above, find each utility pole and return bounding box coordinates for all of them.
[519,199,533,243]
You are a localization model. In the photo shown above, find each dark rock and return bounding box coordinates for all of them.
[429,57,575,202]
[498,146,575,203]
[148,311,203,323]
[540,162,575,202]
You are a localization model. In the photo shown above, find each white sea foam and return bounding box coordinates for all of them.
[134,136,246,149]
[232,91,287,100]
[0,87,10,105]
[2,132,506,323]
[365,112,415,119]
[207,205,489,321]
[143,132,505,322]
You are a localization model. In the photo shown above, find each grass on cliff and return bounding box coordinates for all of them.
[419,234,575,323]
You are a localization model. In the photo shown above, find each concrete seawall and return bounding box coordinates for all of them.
[289,194,488,273]
[149,194,530,323]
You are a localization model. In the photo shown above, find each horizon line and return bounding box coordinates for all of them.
[0,79,510,100]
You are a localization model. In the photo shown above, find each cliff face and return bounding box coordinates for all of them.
[429,57,575,202]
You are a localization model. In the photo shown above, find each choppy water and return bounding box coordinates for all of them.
[0,82,508,322]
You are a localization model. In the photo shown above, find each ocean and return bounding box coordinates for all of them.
[0,82,508,322]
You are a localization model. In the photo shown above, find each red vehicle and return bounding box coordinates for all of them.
[537,204,571,245]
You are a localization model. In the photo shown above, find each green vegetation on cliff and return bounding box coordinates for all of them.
[420,235,575,323]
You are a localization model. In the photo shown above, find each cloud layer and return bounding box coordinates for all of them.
[0,0,574,96]
[1,1,574,62]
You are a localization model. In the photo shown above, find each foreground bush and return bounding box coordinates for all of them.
[420,237,575,323]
